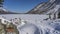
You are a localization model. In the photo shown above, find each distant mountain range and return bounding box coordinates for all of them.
[0,7,20,14]
[27,0,60,14]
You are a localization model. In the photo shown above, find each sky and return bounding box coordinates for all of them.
[4,0,48,13]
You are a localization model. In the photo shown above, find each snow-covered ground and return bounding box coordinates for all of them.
[0,14,60,34]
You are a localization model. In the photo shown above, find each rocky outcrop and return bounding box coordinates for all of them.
[27,0,60,14]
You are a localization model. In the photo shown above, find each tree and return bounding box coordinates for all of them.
[0,0,4,7]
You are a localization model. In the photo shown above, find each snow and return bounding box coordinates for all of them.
[46,5,60,15]
[0,0,60,34]
[20,23,40,34]
[49,0,55,3]
[0,14,49,21]
[0,7,8,12]
[0,14,60,34]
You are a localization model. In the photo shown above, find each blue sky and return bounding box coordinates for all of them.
[4,0,48,13]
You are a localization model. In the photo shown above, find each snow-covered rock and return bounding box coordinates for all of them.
[27,0,60,15]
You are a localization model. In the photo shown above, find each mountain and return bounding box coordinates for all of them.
[27,0,60,14]
[0,7,20,14]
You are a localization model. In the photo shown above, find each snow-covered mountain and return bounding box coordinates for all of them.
[27,0,60,14]
[0,7,20,14]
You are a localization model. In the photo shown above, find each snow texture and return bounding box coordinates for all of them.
[0,14,60,34]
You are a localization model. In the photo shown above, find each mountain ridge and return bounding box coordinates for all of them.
[26,0,60,14]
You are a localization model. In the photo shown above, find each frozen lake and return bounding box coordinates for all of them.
[0,14,60,34]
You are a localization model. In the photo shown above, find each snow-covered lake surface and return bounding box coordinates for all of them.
[0,14,49,20]
[0,14,60,34]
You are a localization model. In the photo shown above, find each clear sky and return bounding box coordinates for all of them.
[4,0,48,13]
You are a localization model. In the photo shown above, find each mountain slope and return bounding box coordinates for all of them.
[27,0,60,14]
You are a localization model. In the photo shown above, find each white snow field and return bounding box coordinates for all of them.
[0,14,60,34]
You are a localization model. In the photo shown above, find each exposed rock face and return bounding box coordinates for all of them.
[27,0,60,14]
[0,19,19,34]
[6,23,19,34]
